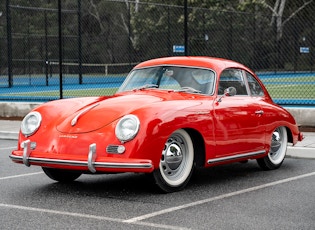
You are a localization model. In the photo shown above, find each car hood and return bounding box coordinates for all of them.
[55,93,201,134]
[56,92,204,134]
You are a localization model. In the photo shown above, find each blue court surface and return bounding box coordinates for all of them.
[0,72,314,105]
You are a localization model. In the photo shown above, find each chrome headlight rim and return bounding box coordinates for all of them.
[21,111,42,137]
[115,114,140,142]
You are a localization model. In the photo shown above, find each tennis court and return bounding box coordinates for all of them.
[0,72,314,105]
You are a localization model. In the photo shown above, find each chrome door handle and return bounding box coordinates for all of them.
[255,110,264,115]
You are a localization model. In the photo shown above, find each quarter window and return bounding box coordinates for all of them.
[246,72,264,96]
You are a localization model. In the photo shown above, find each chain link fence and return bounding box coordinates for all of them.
[0,0,314,104]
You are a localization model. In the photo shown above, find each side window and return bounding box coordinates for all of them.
[246,72,264,96]
[218,69,248,95]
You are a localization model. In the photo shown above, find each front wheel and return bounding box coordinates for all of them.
[257,126,288,170]
[153,129,195,193]
[42,167,82,182]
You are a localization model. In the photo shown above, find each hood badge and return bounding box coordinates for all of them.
[71,103,100,126]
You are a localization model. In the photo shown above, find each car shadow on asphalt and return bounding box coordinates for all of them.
[31,159,299,198]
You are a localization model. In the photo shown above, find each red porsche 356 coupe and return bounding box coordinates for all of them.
[10,56,303,192]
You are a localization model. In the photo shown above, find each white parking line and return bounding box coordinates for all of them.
[288,146,315,150]
[0,146,16,150]
[124,171,315,223]
[0,172,43,180]
[1,171,314,229]
[0,203,187,230]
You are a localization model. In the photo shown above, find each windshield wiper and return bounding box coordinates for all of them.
[135,84,159,90]
[175,86,201,94]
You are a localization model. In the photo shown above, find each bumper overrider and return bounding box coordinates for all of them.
[10,140,154,173]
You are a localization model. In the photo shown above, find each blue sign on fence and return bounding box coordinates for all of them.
[300,47,310,53]
[173,45,185,53]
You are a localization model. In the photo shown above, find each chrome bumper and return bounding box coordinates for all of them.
[10,140,153,173]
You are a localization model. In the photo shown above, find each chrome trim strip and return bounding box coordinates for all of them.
[9,155,153,170]
[207,150,266,164]
[93,162,152,169]
[71,103,100,126]
[22,140,31,167]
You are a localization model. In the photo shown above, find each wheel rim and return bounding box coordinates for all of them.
[159,130,194,187]
[268,127,287,164]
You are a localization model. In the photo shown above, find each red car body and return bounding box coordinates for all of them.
[10,56,303,192]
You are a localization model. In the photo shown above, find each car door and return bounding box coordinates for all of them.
[213,68,265,158]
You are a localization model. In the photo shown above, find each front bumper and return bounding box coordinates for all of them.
[10,140,154,173]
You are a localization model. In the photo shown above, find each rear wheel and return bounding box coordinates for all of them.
[153,129,194,193]
[42,167,82,182]
[257,126,288,170]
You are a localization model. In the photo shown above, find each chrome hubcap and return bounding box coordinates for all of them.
[161,136,185,177]
[270,128,283,160]
[165,143,183,170]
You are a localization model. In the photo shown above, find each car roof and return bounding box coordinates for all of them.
[134,56,251,73]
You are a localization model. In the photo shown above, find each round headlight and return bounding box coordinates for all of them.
[21,112,42,136]
[115,115,140,142]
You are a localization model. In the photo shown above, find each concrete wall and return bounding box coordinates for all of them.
[0,102,42,118]
[285,107,314,127]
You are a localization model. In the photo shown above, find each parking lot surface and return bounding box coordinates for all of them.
[1,139,315,229]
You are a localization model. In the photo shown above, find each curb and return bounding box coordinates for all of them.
[286,146,315,159]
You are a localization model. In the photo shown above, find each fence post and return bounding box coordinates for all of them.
[184,0,188,56]
[312,23,315,72]
[275,16,279,73]
[167,6,171,56]
[78,0,82,84]
[6,0,13,88]
[45,9,49,86]
[58,0,63,99]
[128,3,132,64]
[294,19,298,73]
[252,6,256,69]
[227,13,233,59]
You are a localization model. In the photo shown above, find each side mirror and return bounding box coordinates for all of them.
[217,87,237,103]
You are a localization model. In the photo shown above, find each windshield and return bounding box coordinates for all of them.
[118,66,215,95]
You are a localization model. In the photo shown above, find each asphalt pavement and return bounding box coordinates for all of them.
[0,119,314,159]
